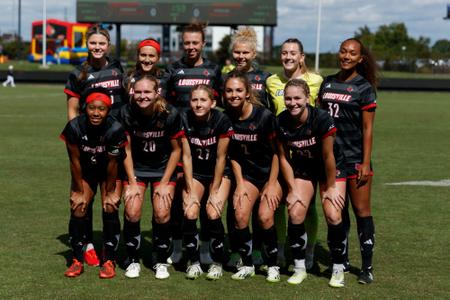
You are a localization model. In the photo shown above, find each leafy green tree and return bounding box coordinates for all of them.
[431,39,450,59]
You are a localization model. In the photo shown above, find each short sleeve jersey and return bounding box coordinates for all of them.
[266,71,323,115]
[117,104,184,177]
[277,106,343,180]
[223,69,272,109]
[182,109,234,179]
[60,114,127,179]
[164,58,222,109]
[227,105,276,182]
[318,74,377,164]
[64,57,127,112]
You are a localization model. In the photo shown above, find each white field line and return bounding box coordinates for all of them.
[385,179,450,187]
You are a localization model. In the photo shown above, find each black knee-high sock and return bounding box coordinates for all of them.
[183,218,199,263]
[342,196,351,263]
[226,201,238,253]
[84,200,94,244]
[102,211,120,262]
[124,218,141,262]
[235,227,252,266]
[252,202,263,251]
[199,198,209,242]
[153,220,172,263]
[327,222,346,265]
[262,226,278,267]
[170,186,184,241]
[69,215,86,261]
[208,218,225,264]
[288,222,307,261]
[356,216,375,269]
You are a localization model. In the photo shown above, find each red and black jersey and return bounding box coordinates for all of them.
[227,105,276,183]
[116,103,184,178]
[319,74,377,164]
[181,109,233,180]
[163,58,222,109]
[64,57,127,112]
[277,105,344,180]
[60,114,127,180]
[224,69,272,109]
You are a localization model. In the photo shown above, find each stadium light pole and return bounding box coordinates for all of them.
[314,0,322,72]
[42,0,47,68]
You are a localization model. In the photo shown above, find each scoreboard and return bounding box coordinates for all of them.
[76,0,277,26]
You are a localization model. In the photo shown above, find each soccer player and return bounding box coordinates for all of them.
[266,38,324,269]
[164,22,222,264]
[224,71,282,282]
[318,38,378,284]
[2,65,15,87]
[116,75,186,279]
[64,25,127,267]
[180,84,233,280]
[226,26,272,268]
[61,91,127,279]
[124,38,165,95]
[277,79,347,287]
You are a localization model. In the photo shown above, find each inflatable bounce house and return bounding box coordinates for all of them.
[28,19,90,64]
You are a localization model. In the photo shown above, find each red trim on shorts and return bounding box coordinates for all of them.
[361,103,377,111]
[152,181,177,187]
[336,178,347,182]
[171,130,185,139]
[220,130,234,138]
[118,140,129,148]
[322,127,337,139]
[347,170,374,179]
[59,134,66,142]
[64,88,80,98]
[123,180,147,187]
[177,161,183,167]
[268,131,276,140]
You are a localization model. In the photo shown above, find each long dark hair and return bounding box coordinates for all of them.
[223,70,262,109]
[341,38,378,87]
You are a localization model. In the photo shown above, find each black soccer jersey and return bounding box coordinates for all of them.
[223,69,272,109]
[60,114,127,180]
[164,58,222,109]
[227,105,276,183]
[318,74,377,164]
[182,109,233,180]
[277,106,344,180]
[116,103,184,178]
[64,57,127,112]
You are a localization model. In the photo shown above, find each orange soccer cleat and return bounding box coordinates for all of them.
[99,260,116,279]
[83,246,100,267]
[64,259,84,277]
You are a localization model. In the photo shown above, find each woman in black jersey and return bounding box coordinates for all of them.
[224,71,282,282]
[116,75,188,280]
[64,25,127,266]
[164,22,223,264]
[61,92,127,279]
[278,79,347,287]
[180,85,233,280]
[125,38,165,95]
[318,38,378,284]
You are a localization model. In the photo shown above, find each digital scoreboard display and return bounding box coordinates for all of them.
[76,0,277,26]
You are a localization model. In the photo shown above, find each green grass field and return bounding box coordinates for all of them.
[0,85,449,299]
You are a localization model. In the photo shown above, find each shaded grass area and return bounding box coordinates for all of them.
[0,85,449,298]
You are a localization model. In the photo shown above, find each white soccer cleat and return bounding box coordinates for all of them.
[287,267,307,285]
[154,263,170,279]
[186,263,203,279]
[125,262,141,278]
[266,266,281,283]
[206,263,223,280]
[329,265,345,288]
[231,265,255,280]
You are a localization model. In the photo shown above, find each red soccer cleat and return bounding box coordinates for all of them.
[64,259,84,277]
[84,246,100,267]
[99,260,116,279]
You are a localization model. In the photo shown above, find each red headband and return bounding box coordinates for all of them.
[86,92,112,107]
[138,39,161,55]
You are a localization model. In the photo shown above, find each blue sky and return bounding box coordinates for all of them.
[0,0,449,52]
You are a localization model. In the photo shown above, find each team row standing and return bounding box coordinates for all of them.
[61,23,377,286]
